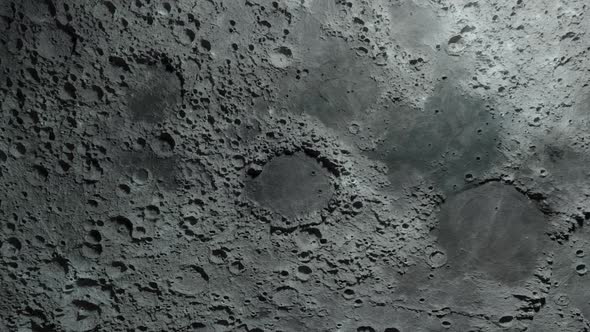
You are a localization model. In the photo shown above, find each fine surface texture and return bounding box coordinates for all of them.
[1,0,590,331]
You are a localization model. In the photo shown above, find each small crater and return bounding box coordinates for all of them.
[134,226,147,238]
[296,265,312,281]
[132,168,151,185]
[32,165,49,181]
[63,82,77,99]
[348,123,360,134]
[428,250,447,268]
[144,205,160,220]
[269,46,293,68]
[343,288,355,300]
[357,327,376,332]
[231,155,246,169]
[151,132,176,156]
[1,237,22,257]
[170,265,210,295]
[229,261,244,275]
[103,1,116,14]
[183,29,195,43]
[110,216,133,239]
[499,315,514,327]
[272,286,298,308]
[25,164,50,186]
[64,300,101,331]
[210,249,227,264]
[200,39,212,51]
[117,183,131,196]
[111,261,127,273]
[109,56,130,71]
[81,243,103,258]
[36,25,74,60]
[86,230,102,243]
[447,35,466,55]
[10,142,26,158]
[554,293,570,306]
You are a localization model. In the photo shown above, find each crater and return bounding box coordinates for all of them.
[246,152,333,219]
[436,182,546,283]
[269,46,293,68]
[169,265,209,296]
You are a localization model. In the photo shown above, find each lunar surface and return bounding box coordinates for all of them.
[1,0,590,331]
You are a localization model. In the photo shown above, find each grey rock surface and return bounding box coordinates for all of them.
[1,0,590,331]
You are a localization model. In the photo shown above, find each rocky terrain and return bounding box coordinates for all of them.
[1,0,590,331]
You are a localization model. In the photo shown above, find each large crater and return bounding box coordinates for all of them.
[246,152,334,219]
[436,182,547,283]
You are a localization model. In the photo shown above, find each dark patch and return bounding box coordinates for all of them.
[545,145,565,163]
[284,40,380,130]
[200,39,211,51]
[436,182,546,283]
[246,153,333,218]
[368,83,501,193]
[127,67,181,123]
[193,265,209,281]
[274,45,292,57]
[357,327,376,332]
[109,56,131,71]
[72,300,101,313]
